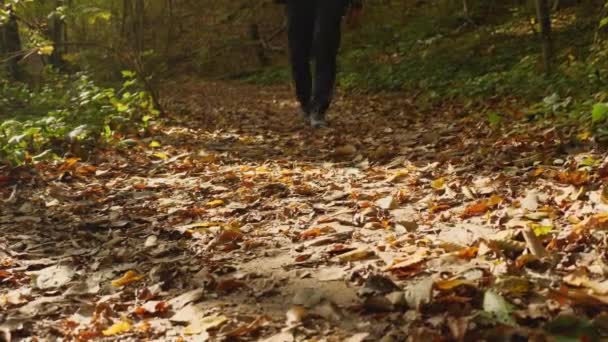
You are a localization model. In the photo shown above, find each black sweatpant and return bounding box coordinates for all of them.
[285,0,347,117]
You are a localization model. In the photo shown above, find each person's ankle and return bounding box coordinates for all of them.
[310,111,327,128]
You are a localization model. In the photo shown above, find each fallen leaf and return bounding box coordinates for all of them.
[226,315,270,337]
[522,226,548,258]
[431,177,445,190]
[168,289,205,310]
[286,306,308,326]
[185,315,228,335]
[557,171,588,186]
[34,265,75,290]
[153,152,169,160]
[337,248,375,262]
[376,195,398,210]
[404,276,434,310]
[483,291,515,325]
[563,270,608,295]
[335,144,357,156]
[102,320,131,336]
[386,253,426,271]
[300,226,336,240]
[206,199,225,208]
[521,190,539,211]
[435,279,475,291]
[111,271,144,287]
[462,195,503,218]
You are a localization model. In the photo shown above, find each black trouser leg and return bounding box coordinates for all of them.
[285,1,315,114]
[311,1,346,117]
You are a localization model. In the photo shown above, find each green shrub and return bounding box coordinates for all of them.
[0,70,158,165]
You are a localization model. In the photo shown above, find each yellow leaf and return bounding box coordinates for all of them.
[102,320,132,336]
[388,170,409,182]
[578,131,591,141]
[486,195,503,207]
[38,45,54,56]
[149,140,161,148]
[431,177,445,189]
[206,199,225,208]
[111,270,144,287]
[153,152,169,160]
[255,166,270,173]
[529,223,553,236]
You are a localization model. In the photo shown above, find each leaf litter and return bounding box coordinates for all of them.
[2,81,608,340]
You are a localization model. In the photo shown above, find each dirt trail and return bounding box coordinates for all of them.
[1,80,607,341]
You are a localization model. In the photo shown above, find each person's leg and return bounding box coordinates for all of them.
[309,0,347,127]
[285,0,316,117]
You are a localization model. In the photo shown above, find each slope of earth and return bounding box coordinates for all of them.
[2,80,608,341]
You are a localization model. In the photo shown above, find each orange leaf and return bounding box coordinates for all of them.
[462,202,489,218]
[454,246,478,259]
[557,171,588,186]
[462,196,503,218]
[59,158,80,171]
[299,226,336,240]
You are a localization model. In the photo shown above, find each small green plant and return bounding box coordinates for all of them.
[0,70,158,165]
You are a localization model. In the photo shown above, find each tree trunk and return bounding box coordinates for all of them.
[249,23,269,67]
[50,0,66,69]
[0,1,23,80]
[535,0,553,75]
[134,0,144,53]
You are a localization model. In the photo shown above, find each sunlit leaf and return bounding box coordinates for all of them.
[102,320,132,336]
[111,270,144,287]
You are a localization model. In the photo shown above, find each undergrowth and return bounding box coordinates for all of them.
[0,70,158,166]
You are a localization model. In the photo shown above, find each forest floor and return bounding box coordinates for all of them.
[2,80,608,341]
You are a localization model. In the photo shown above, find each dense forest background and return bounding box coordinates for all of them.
[7,2,608,341]
[2,0,608,163]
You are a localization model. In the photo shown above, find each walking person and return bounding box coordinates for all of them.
[279,0,363,128]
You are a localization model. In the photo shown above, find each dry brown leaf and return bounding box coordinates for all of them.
[386,254,426,271]
[337,248,375,262]
[226,315,270,337]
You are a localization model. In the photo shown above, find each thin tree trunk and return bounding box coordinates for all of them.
[165,0,174,60]
[1,1,23,80]
[134,0,144,53]
[50,0,66,69]
[535,0,553,75]
[249,23,269,67]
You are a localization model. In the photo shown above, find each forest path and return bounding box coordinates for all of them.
[1,80,607,341]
